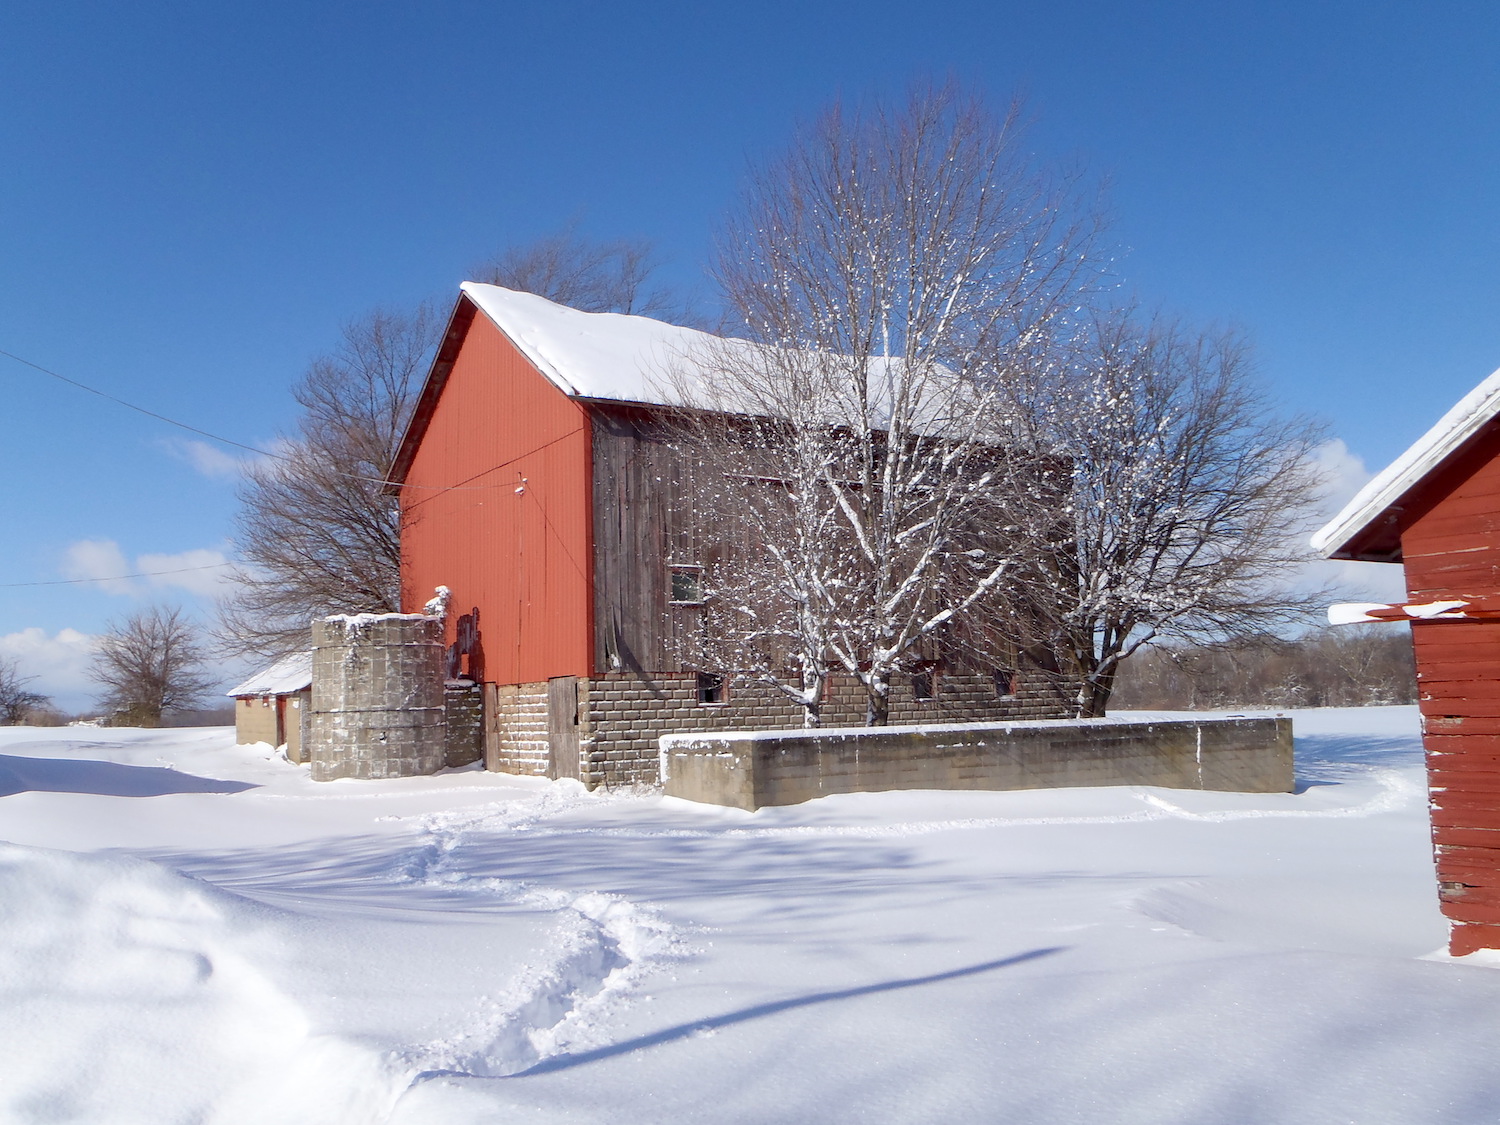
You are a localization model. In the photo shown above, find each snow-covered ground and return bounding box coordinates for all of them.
[3,707,1497,1124]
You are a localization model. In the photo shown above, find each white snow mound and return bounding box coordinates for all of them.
[0,843,409,1125]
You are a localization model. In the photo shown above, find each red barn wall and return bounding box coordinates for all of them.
[1401,426,1500,953]
[400,312,593,686]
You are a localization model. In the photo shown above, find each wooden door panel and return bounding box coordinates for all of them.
[548,676,580,781]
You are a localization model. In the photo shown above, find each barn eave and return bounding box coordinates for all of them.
[1312,365,1500,562]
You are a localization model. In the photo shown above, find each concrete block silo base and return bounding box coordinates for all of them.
[309,614,446,781]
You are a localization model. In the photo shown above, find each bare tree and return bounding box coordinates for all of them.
[0,658,49,725]
[996,312,1330,716]
[677,82,1100,724]
[217,306,439,659]
[475,224,680,318]
[221,231,684,662]
[93,606,213,726]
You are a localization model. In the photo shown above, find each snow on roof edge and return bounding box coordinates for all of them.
[1312,365,1500,557]
[226,651,313,698]
[459,281,723,408]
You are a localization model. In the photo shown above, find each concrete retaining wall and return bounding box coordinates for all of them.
[660,715,1295,810]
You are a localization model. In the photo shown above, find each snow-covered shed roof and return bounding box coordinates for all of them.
[1313,365,1500,562]
[226,651,313,698]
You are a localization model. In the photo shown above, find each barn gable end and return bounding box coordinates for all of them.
[398,300,594,686]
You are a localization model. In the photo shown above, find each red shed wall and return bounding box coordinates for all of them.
[400,313,592,686]
[1400,427,1500,953]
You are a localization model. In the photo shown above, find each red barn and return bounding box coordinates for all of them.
[389,284,1072,788]
[1315,366,1500,955]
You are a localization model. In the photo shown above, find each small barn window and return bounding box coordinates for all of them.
[696,671,726,705]
[669,565,704,605]
[993,668,1017,698]
[912,667,936,701]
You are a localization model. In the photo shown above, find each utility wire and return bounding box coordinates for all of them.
[0,346,281,459]
[0,562,235,589]
[0,345,567,495]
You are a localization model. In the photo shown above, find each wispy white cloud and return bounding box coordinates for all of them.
[159,436,285,480]
[1310,438,1377,521]
[61,539,237,599]
[0,627,99,711]
[63,539,138,595]
[1298,440,1407,604]
[180,439,248,479]
[137,547,237,598]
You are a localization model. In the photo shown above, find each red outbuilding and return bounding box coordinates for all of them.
[389,284,1072,788]
[1315,366,1500,955]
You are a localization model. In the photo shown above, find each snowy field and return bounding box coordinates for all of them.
[3,707,1499,1124]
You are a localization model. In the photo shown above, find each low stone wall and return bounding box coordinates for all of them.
[484,681,550,775]
[660,716,1294,810]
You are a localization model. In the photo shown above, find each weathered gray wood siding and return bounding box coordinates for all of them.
[590,404,718,676]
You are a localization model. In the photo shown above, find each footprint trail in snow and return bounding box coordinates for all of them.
[385,785,691,1079]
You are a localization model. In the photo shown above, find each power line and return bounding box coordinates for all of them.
[0,346,281,460]
[0,345,572,495]
[0,563,235,589]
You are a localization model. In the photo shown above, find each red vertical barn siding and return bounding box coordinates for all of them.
[400,312,593,686]
[1399,427,1500,953]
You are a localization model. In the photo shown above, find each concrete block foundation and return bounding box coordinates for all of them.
[481,669,1073,789]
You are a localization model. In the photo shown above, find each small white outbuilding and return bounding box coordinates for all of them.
[227,652,313,762]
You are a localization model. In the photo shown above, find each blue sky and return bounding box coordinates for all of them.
[2,1,1496,710]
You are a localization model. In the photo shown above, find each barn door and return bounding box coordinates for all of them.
[547,676,581,781]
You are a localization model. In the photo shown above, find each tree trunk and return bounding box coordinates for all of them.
[1075,665,1115,718]
[865,677,890,726]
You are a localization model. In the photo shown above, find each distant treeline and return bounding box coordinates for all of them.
[1110,625,1418,711]
[8,705,235,729]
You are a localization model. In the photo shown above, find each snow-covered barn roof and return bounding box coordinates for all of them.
[226,651,313,698]
[390,285,729,487]
[1313,365,1500,562]
[390,284,934,488]
[460,283,721,406]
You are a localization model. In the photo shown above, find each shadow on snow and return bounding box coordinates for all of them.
[0,753,257,798]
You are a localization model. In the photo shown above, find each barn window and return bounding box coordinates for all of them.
[912,666,937,701]
[696,671,726,705]
[993,668,1017,698]
[669,565,704,605]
